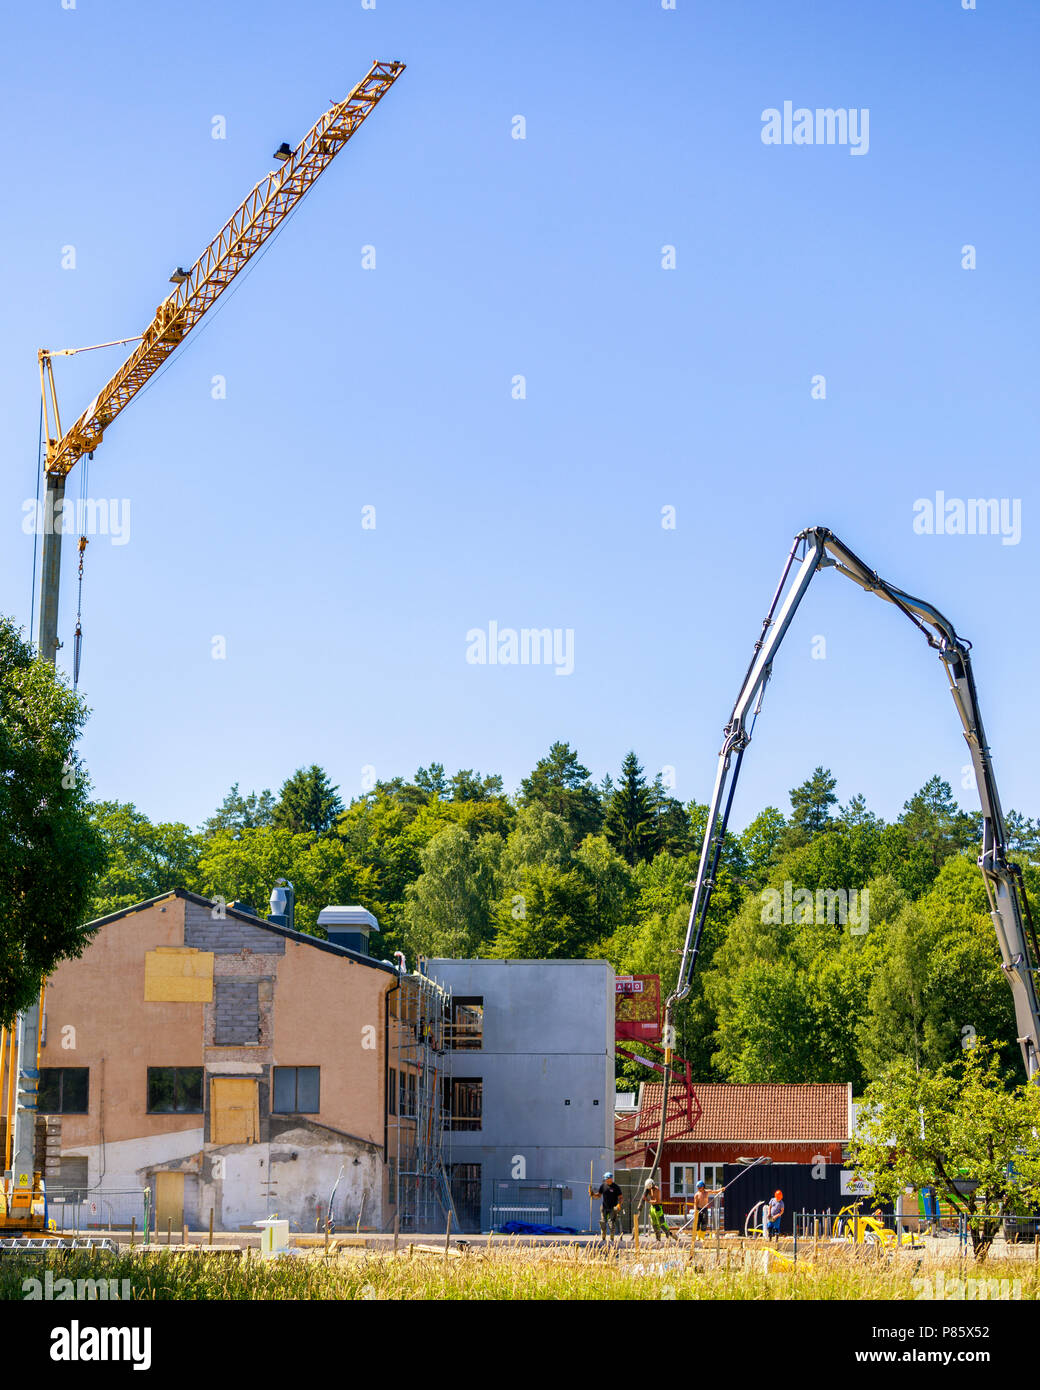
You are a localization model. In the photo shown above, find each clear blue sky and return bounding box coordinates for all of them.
[3,0,1037,833]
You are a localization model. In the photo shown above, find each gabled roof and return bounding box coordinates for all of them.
[80,888,398,975]
[639,1082,851,1144]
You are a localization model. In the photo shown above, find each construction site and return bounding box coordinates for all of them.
[1,6,1037,1356]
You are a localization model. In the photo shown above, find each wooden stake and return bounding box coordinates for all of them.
[633,1211,639,1250]
[166,1217,171,1246]
[444,1207,453,1258]
[393,1211,399,1255]
[209,1208,214,1246]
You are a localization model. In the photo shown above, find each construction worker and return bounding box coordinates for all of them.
[590,1171,623,1241]
[692,1179,720,1236]
[643,1176,678,1243]
[766,1189,784,1241]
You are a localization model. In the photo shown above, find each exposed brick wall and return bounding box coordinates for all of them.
[184,900,285,956]
[215,979,261,1045]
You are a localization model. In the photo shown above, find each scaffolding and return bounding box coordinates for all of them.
[387,969,458,1232]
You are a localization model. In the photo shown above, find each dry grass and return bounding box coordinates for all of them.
[1,1238,1036,1300]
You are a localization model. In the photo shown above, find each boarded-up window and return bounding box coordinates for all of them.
[144,948,214,1002]
[210,1078,259,1145]
[214,980,260,1045]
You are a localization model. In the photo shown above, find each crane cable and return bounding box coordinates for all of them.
[72,453,90,689]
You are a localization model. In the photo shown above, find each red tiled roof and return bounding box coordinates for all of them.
[639,1082,850,1144]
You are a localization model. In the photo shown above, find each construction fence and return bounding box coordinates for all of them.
[46,1188,149,1235]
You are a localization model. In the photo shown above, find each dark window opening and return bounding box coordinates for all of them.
[445,1076,482,1131]
[450,1162,482,1230]
[147,1067,203,1114]
[38,1068,88,1114]
[449,998,483,1050]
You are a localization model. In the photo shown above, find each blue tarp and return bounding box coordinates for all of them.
[496,1222,580,1235]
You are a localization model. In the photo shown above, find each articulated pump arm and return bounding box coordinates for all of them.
[670,525,1040,1081]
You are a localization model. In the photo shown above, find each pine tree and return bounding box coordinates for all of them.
[272,766,343,836]
[789,766,838,838]
[604,752,657,866]
[202,783,275,838]
[520,741,603,840]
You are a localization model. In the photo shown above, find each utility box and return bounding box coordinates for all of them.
[254,1217,289,1258]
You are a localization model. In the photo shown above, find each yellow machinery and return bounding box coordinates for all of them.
[0,988,48,1234]
[832,1199,924,1251]
[6,58,405,1237]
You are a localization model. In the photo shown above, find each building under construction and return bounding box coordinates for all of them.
[386,968,457,1233]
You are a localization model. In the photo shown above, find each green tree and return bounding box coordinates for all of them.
[0,618,106,1024]
[273,765,343,836]
[193,825,380,935]
[449,769,504,802]
[604,752,657,866]
[739,807,787,886]
[201,783,275,837]
[415,763,448,799]
[899,776,979,877]
[849,1046,1040,1260]
[519,741,603,840]
[857,856,1017,1081]
[88,802,202,918]
[399,825,500,960]
[787,766,838,843]
[490,864,600,959]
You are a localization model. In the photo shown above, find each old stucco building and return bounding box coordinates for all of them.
[40,889,398,1232]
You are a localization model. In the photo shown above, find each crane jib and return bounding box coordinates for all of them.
[41,60,405,480]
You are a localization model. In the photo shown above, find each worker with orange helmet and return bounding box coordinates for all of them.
[766,1189,784,1241]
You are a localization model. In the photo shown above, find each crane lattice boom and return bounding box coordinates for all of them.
[40,59,404,477]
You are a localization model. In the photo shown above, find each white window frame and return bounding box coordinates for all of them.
[669,1163,698,1198]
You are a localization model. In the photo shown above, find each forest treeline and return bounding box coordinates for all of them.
[86,742,1040,1090]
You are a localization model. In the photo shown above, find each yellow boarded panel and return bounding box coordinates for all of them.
[144,948,214,1002]
[155,1171,184,1227]
[211,1078,259,1145]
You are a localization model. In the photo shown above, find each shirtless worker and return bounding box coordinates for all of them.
[692,1179,720,1236]
[643,1176,678,1243]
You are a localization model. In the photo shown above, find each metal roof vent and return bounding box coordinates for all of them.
[317,905,379,956]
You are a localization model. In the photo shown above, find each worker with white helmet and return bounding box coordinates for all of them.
[643,1175,678,1243]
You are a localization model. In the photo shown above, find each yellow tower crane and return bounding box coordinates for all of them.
[3,57,405,1236]
[35,56,404,667]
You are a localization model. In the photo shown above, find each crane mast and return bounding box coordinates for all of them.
[5,59,404,1233]
[670,525,1040,1081]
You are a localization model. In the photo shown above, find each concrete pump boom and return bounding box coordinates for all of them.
[670,525,1040,1081]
